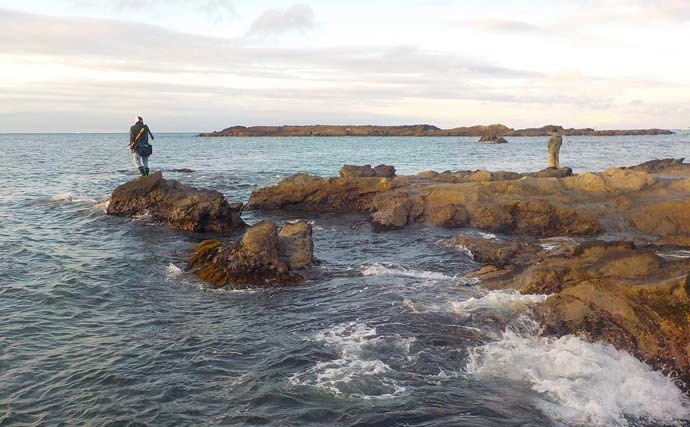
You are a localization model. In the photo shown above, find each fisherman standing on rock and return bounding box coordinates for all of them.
[547,128,563,169]
[129,116,154,177]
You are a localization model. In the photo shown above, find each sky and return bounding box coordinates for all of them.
[1,0,689,132]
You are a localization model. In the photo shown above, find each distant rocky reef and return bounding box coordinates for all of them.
[199,124,673,137]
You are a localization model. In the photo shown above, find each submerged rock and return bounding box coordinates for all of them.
[107,172,245,233]
[187,220,315,287]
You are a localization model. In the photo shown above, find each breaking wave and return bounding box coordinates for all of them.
[361,263,466,282]
[451,290,549,318]
[466,330,690,426]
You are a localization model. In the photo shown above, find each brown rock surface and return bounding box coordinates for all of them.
[447,235,542,266]
[478,135,508,144]
[279,220,316,270]
[248,159,690,240]
[339,164,396,178]
[107,172,246,233]
[373,164,396,178]
[340,164,377,178]
[187,220,315,288]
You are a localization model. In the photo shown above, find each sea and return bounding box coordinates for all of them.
[2,132,690,426]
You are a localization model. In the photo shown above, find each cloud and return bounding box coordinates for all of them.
[465,19,541,34]
[0,8,533,79]
[555,0,690,25]
[247,4,316,36]
[1,7,688,131]
[73,0,236,20]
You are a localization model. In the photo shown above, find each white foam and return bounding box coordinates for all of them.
[451,290,549,317]
[466,330,690,426]
[92,198,110,212]
[285,219,334,232]
[659,249,690,259]
[539,237,577,252]
[454,244,475,259]
[166,263,183,277]
[46,192,96,204]
[290,322,412,399]
[361,263,461,282]
[540,242,560,252]
[478,231,498,240]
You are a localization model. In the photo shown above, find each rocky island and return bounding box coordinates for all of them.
[199,124,673,137]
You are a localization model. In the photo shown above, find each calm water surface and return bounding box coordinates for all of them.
[1,133,690,426]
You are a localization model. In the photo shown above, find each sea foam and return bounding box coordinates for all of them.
[290,322,412,399]
[466,330,690,426]
[451,290,549,318]
[361,263,466,282]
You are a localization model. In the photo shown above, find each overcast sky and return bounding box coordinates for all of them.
[1,0,689,132]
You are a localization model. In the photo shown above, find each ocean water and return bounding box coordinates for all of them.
[1,132,690,426]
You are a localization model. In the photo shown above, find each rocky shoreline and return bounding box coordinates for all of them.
[199,124,673,137]
[105,158,690,389]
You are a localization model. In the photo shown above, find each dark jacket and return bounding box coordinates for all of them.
[130,122,154,149]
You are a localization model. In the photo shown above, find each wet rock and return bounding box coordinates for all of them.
[248,159,690,239]
[370,192,425,231]
[339,164,396,178]
[424,203,469,227]
[187,220,315,287]
[538,276,690,386]
[623,158,687,174]
[340,164,377,178]
[525,167,573,178]
[248,175,396,212]
[467,238,690,385]
[478,135,508,144]
[447,235,541,266]
[373,164,396,178]
[279,220,316,270]
[278,173,323,185]
[107,172,245,233]
[170,168,194,173]
[463,198,602,237]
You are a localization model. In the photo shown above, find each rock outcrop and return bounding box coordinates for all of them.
[199,124,673,137]
[279,220,316,270]
[462,238,690,385]
[249,159,690,238]
[447,235,541,267]
[107,172,245,233]
[478,134,508,144]
[340,164,396,178]
[187,220,316,287]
